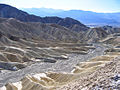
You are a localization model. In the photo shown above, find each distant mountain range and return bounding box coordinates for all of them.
[21,8,120,26]
[0,4,88,32]
[0,4,88,28]
[0,4,120,43]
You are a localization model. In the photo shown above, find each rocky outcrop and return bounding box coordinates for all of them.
[82,28,108,42]
[101,26,120,34]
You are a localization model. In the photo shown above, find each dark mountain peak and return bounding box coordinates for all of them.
[0,4,88,32]
[0,4,43,22]
[57,17,87,28]
[0,4,11,8]
[64,17,82,25]
[0,4,28,16]
[43,16,63,23]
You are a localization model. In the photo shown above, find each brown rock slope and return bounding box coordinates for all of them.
[0,18,80,42]
[59,53,120,89]
[82,27,108,42]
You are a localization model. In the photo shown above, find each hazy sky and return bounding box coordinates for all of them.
[0,0,120,12]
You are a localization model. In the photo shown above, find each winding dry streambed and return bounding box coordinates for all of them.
[0,43,107,87]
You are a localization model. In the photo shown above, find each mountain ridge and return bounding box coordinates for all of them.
[0,4,88,32]
[21,8,120,26]
[0,4,119,43]
[0,17,81,43]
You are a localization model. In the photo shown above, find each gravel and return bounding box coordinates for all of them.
[0,43,107,87]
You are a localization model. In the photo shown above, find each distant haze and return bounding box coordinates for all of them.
[0,0,120,13]
[20,8,120,26]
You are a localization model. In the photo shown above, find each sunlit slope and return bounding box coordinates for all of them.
[1,46,120,90]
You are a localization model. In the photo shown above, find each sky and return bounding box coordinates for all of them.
[0,0,120,13]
